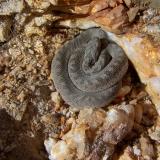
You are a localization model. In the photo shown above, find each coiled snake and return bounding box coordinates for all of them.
[51,28,128,108]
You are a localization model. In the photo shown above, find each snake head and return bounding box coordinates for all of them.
[84,37,101,66]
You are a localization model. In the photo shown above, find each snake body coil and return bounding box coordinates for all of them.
[51,28,128,108]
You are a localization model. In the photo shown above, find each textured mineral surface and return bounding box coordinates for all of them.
[0,0,160,160]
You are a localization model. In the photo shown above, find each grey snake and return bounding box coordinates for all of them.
[51,28,128,108]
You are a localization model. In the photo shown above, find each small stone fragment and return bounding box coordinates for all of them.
[49,0,90,6]
[118,146,136,160]
[0,52,10,73]
[90,0,123,14]
[123,0,132,7]
[139,134,155,160]
[149,116,160,142]
[127,7,139,22]
[0,18,12,42]
[24,20,47,36]
[89,4,129,33]
[44,138,57,155]
[0,0,25,15]
[116,85,131,98]
[134,104,143,123]
[51,92,62,109]
[77,108,106,129]
[150,0,160,9]
[103,105,135,144]
[25,0,50,12]
[34,14,60,27]
[17,90,26,103]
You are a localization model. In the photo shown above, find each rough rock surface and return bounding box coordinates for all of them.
[0,0,25,15]
[45,105,135,160]
[0,0,159,160]
[0,17,12,42]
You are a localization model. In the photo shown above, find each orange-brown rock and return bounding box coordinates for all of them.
[89,4,129,33]
[56,4,129,33]
[50,0,130,33]
[90,0,123,14]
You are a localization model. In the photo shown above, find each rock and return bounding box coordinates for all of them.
[90,0,123,14]
[116,85,132,98]
[35,17,51,26]
[34,14,59,27]
[139,135,155,160]
[24,14,62,36]
[134,104,143,124]
[142,8,156,23]
[0,96,27,121]
[51,92,62,109]
[44,138,57,156]
[89,105,135,160]
[53,3,91,14]
[0,0,25,15]
[44,105,135,160]
[149,116,160,142]
[57,3,129,34]
[77,108,106,129]
[123,0,132,7]
[0,51,10,72]
[50,140,75,160]
[49,0,90,6]
[102,104,135,145]
[24,20,47,37]
[0,18,12,42]
[127,7,139,22]
[89,4,129,33]
[17,90,26,103]
[25,0,50,12]
[56,18,99,29]
[150,0,160,9]
[117,146,136,160]
[52,0,131,33]
[105,31,160,115]
[62,124,89,160]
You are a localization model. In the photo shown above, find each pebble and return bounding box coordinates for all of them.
[0,0,25,15]
[0,18,12,42]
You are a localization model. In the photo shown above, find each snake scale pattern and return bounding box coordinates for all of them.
[51,28,128,108]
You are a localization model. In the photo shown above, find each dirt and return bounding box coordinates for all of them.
[0,1,160,160]
[0,26,80,159]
